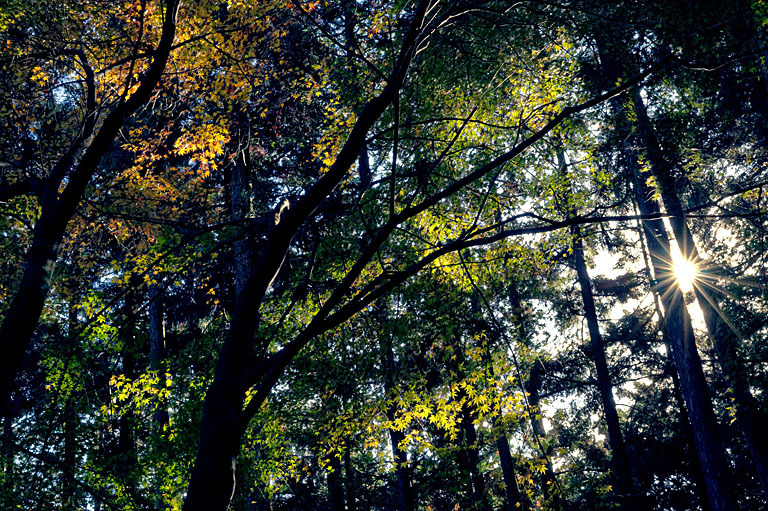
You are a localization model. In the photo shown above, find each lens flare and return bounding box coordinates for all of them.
[672,253,697,293]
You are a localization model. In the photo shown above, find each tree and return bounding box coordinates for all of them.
[0,0,181,412]
[3,1,768,510]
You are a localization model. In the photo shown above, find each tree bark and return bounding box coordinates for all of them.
[555,144,635,504]
[475,333,526,511]
[384,334,415,511]
[328,453,345,511]
[631,149,737,511]
[571,228,635,505]
[524,362,559,508]
[630,88,768,499]
[344,445,356,511]
[459,403,490,511]
[1,413,14,506]
[639,219,712,511]
[62,300,81,509]
[148,283,169,428]
[230,143,252,305]
[594,35,738,510]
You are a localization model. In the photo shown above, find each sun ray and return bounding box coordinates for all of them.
[690,276,745,341]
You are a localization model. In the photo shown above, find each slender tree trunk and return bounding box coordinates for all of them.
[631,152,736,511]
[117,297,139,487]
[571,228,635,504]
[344,445,356,511]
[631,88,768,499]
[384,336,415,511]
[639,221,712,511]
[505,287,559,509]
[62,300,80,509]
[487,355,526,511]
[525,362,560,509]
[328,453,345,511]
[1,414,14,506]
[556,145,635,504]
[231,144,252,305]
[494,427,525,511]
[594,35,738,510]
[474,334,526,511]
[459,403,490,511]
[148,283,169,428]
[62,401,78,509]
[669,353,713,511]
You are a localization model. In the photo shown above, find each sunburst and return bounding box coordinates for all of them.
[671,251,698,294]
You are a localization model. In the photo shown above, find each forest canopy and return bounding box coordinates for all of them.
[1,0,767,510]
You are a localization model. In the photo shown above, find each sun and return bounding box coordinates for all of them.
[672,253,698,293]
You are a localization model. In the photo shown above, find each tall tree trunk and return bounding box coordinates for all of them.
[117,296,139,486]
[459,403,490,511]
[571,228,635,505]
[472,318,527,511]
[328,453,345,511]
[179,5,452,507]
[384,335,415,511]
[344,445,356,511]
[487,354,526,511]
[148,283,169,428]
[631,88,768,499]
[506,287,559,509]
[62,300,80,509]
[494,426,525,511]
[639,220,712,511]
[556,145,635,504]
[182,346,249,511]
[630,148,736,511]
[231,145,252,305]
[594,35,738,510]
[62,401,79,509]
[1,413,14,507]
[525,362,559,509]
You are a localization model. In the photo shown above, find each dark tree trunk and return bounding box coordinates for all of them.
[631,89,768,499]
[344,445,356,511]
[594,35,738,510]
[384,336,415,511]
[631,149,737,511]
[476,335,526,511]
[571,228,635,505]
[181,345,249,511]
[555,144,634,504]
[62,300,80,509]
[230,146,252,304]
[62,401,79,509]
[640,231,712,511]
[507,287,559,509]
[117,297,139,485]
[148,283,169,428]
[328,453,345,511]
[389,427,413,511]
[494,429,525,511]
[459,404,490,511]
[181,5,430,505]
[1,413,14,506]
[525,363,559,509]
[487,354,526,511]
[0,0,180,412]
